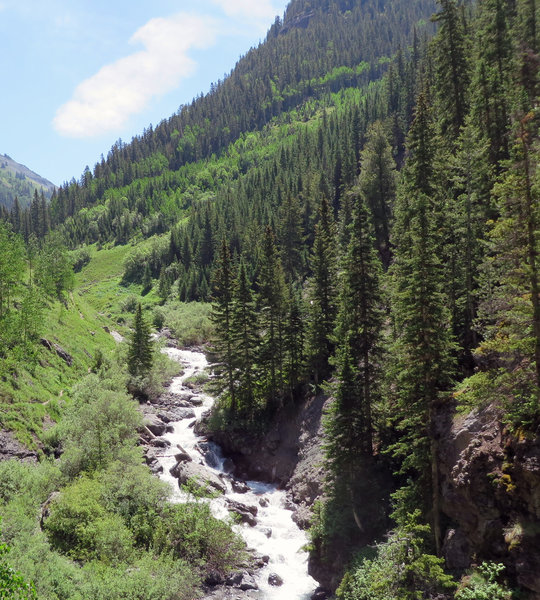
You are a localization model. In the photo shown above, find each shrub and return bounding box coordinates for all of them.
[59,373,141,477]
[337,512,456,600]
[153,501,246,578]
[456,562,512,600]
[71,247,91,273]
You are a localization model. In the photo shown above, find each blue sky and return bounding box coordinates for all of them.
[0,0,289,186]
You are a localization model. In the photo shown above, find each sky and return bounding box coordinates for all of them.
[0,0,289,186]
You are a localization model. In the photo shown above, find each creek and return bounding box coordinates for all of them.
[156,347,318,600]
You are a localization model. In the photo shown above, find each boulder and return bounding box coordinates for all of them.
[226,499,258,527]
[268,573,283,587]
[175,444,192,463]
[150,437,171,448]
[238,573,258,591]
[231,480,250,494]
[144,414,167,437]
[172,460,226,494]
[40,338,73,366]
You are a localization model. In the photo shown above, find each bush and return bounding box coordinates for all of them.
[153,501,246,578]
[336,512,456,600]
[456,563,512,600]
[78,555,198,600]
[59,373,141,477]
[71,247,91,273]
[0,518,37,600]
[120,294,139,313]
[158,301,213,345]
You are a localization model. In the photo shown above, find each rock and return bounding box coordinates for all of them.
[259,497,269,508]
[40,338,73,366]
[157,412,172,423]
[175,445,192,463]
[40,491,61,528]
[225,572,243,586]
[205,570,224,586]
[311,588,331,600]
[260,527,272,538]
[190,395,204,406]
[163,408,197,421]
[172,461,226,494]
[268,573,283,587]
[437,401,540,596]
[144,414,167,437]
[226,499,258,527]
[231,480,250,494]
[253,554,270,567]
[0,430,37,463]
[150,437,171,448]
[148,459,163,474]
[442,528,470,570]
[198,441,221,468]
[238,572,258,591]
[292,504,312,529]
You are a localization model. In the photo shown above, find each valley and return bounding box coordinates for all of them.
[1,0,539,599]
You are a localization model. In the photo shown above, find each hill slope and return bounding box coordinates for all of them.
[0,153,55,209]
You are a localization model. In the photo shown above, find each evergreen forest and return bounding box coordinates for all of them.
[1,0,539,598]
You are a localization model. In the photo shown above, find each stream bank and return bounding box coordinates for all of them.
[140,346,325,600]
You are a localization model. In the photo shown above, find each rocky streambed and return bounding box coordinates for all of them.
[140,347,322,600]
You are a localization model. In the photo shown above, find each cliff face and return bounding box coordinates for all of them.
[437,402,540,596]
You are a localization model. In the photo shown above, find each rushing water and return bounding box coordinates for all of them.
[157,348,318,600]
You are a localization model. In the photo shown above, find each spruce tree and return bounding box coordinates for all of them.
[432,0,470,140]
[127,303,153,378]
[388,95,455,552]
[389,189,455,553]
[211,239,237,412]
[306,196,338,383]
[257,226,287,410]
[231,261,259,418]
[358,121,397,268]
[335,197,384,455]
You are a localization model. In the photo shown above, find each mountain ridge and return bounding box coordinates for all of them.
[0,153,56,209]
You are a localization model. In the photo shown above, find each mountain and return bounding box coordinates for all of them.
[0,153,56,209]
[2,0,540,598]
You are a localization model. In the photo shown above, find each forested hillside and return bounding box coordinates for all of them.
[0,154,55,210]
[1,0,539,598]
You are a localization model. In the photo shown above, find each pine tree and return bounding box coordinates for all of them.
[306,196,338,383]
[257,226,287,410]
[279,195,305,282]
[388,95,455,552]
[141,263,152,294]
[283,284,305,399]
[389,189,455,552]
[474,113,540,425]
[432,0,470,139]
[335,197,383,455]
[324,340,363,482]
[231,261,259,418]
[470,0,513,165]
[358,121,397,268]
[211,239,237,412]
[127,303,153,378]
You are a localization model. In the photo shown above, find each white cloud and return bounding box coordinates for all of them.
[210,0,278,21]
[53,13,216,138]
